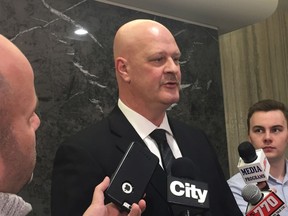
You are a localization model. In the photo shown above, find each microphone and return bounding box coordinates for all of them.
[167,157,209,216]
[242,184,286,216]
[237,141,270,188]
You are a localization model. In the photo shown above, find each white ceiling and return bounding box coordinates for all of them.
[95,0,279,34]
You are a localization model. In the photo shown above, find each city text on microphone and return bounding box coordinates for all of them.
[167,176,209,209]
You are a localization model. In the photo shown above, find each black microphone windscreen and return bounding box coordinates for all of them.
[169,157,209,216]
[241,184,262,205]
[238,141,257,163]
[171,157,196,180]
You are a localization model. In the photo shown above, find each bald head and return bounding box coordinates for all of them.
[112,19,181,122]
[0,35,35,121]
[0,35,32,78]
[0,35,39,194]
[0,35,19,114]
[113,19,176,59]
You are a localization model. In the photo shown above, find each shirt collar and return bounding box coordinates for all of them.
[118,99,173,139]
[268,159,288,183]
[284,159,288,182]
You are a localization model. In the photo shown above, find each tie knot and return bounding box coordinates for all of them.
[150,129,167,144]
[149,129,174,174]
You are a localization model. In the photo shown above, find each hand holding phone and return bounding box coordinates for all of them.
[105,141,159,212]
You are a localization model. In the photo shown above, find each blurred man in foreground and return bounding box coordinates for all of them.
[0,35,145,216]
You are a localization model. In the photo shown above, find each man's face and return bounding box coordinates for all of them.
[0,65,40,193]
[0,35,41,193]
[248,110,288,163]
[125,25,181,109]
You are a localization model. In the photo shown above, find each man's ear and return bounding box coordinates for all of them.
[115,57,130,82]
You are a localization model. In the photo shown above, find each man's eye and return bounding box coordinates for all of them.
[271,128,281,133]
[254,128,263,133]
[154,57,164,62]
[174,58,180,64]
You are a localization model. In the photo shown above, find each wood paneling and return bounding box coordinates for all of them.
[219,6,288,176]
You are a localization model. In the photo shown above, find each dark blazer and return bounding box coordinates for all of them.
[51,106,242,216]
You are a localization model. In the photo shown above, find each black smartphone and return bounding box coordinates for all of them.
[105,141,159,212]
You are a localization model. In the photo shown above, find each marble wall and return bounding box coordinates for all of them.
[0,0,226,215]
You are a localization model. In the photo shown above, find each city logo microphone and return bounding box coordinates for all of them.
[167,176,209,209]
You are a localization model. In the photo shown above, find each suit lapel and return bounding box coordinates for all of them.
[108,106,145,152]
[168,118,194,158]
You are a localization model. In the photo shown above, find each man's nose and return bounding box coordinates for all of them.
[263,131,272,143]
[165,58,179,73]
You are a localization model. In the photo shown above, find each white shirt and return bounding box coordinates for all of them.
[118,99,182,169]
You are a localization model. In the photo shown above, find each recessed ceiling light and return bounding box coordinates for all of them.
[74,28,88,35]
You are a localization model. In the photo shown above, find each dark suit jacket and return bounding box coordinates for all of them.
[51,106,242,216]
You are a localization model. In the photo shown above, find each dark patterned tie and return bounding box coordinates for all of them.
[150,129,175,174]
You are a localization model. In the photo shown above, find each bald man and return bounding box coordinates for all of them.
[51,19,242,216]
[0,34,40,215]
[0,35,144,216]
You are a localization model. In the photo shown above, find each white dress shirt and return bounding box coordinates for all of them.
[118,99,182,169]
